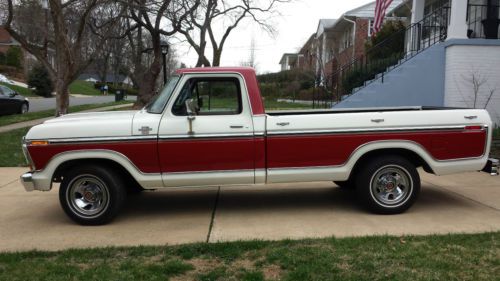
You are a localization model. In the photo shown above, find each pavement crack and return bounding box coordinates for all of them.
[206,186,221,243]
[0,178,19,189]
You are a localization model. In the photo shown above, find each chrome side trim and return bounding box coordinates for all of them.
[21,137,35,170]
[267,125,470,136]
[43,135,157,144]
[159,133,255,139]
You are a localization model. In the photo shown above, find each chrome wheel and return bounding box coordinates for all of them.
[67,175,110,218]
[21,103,28,114]
[369,165,413,207]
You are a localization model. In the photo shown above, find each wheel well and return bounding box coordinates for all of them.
[52,158,143,191]
[349,148,433,180]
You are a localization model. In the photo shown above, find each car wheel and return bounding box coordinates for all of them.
[59,165,126,225]
[19,103,28,114]
[355,155,420,214]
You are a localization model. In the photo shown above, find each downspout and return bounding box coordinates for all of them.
[343,16,356,59]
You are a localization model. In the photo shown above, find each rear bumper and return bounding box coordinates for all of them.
[482,158,499,176]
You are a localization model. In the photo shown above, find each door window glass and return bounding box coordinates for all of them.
[172,78,242,116]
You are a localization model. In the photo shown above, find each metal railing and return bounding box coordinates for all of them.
[468,4,500,39]
[312,6,450,108]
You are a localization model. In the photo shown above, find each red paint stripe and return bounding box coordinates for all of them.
[266,130,486,168]
[28,141,161,173]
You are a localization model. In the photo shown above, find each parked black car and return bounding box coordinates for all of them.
[0,85,29,115]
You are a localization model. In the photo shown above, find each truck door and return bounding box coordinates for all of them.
[158,74,255,187]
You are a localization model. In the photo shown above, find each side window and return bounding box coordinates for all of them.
[172,78,242,116]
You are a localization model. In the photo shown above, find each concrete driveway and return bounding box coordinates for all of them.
[0,167,499,252]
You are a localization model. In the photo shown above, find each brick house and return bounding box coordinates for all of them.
[0,26,20,54]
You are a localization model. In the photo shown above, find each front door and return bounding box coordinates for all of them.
[158,74,255,187]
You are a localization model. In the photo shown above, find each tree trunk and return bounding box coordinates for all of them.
[134,56,162,108]
[212,49,222,66]
[55,79,70,116]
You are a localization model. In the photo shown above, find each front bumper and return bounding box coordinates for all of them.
[21,172,35,191]
[482,158,499,176]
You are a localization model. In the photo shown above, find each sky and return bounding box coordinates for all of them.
[172,0,374,74]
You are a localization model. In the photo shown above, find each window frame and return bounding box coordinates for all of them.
[171,77,243,116]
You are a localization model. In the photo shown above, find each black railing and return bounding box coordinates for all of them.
[468,4,500,39]
[312,6,450,108]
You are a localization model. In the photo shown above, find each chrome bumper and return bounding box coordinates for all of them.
[482,158,499,176]
[21,172,35,191]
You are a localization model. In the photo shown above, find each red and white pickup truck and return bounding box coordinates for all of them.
[21,67,498,224]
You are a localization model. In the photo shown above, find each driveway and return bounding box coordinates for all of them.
[28,95,136,112]
[0,168,499,252]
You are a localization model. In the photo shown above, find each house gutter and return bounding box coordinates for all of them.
[343,16,356,59]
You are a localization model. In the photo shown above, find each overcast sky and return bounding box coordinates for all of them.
[172,0,374,74]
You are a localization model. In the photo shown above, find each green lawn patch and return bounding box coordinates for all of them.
[69,80,101,96]
[264,100,311,110]
[0,232,498,280]
[0,100,130,127]
[0,127,30,167]
[0,82,36,97]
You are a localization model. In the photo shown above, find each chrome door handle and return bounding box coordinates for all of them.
[230,125,244,129]
[464,115,477,120]
[371,119,384,123]
[276,122,290,126]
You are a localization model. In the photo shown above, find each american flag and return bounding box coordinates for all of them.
[373,0,393,34]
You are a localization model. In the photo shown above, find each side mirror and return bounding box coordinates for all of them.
[9,92,17,98]
[185,98,197,116]
[185,99,196,135]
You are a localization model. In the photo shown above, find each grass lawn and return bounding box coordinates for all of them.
[0,232,498,280]
[0,100,130,127]
[0,82,36,97]
[69,80,101,96]
[264,100,311,110]
[0,127,30,167]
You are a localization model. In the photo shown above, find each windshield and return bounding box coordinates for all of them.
[145,75,180,114]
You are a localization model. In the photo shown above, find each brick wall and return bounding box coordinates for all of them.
[444,44,500,126]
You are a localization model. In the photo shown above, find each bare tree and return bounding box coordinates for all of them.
[125,0,199,107]
[5,0,125,115]
[179,0,289,67]
[464,72,497,109]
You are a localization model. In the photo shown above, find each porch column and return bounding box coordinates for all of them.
[447,0,469,39]
[411,0,425,24]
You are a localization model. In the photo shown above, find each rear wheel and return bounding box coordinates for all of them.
[19,103,28,114]
[355,155,420,214]
[59,165,126,225]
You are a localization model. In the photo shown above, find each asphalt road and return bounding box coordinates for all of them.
[28,95,137,112]
[0,168,499,252]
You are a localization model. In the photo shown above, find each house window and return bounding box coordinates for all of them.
[368,20,374,37]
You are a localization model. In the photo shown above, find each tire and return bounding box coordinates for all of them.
[355,155,420,214]
[334,179,354,189]
[59,165,126,225]
[19,103,28,114]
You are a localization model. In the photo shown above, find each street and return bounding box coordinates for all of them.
[28,95,137,112]
[0,168,498,252]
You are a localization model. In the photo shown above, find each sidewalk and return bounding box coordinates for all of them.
[0,103,132,133]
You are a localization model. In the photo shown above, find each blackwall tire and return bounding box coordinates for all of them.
[59,165,126,225]
[355,155,420,214]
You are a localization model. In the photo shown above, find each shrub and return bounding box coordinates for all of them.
[5,46,23,69]
[27,64,53,97]
[0,52,5,65]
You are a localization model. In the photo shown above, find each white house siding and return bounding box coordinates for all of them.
[444,43,500,126]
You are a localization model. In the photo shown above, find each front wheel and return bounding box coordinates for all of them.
[355,156,420,214]
[59,165,126,225]
[19,103,28,114]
